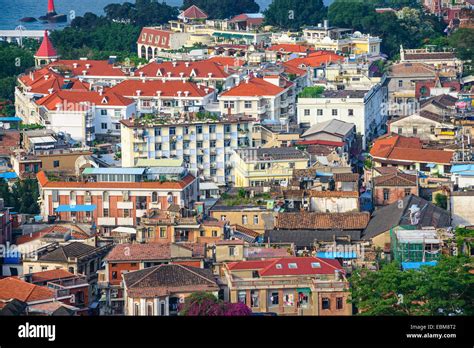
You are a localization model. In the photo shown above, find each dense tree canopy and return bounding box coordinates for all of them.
[182,0,260,19]
[179,292,252,316]
[0,179,40,214]
[104,0,179,27]
[327,0,445,57]
[264,0,326,30]
[351,256,474,316]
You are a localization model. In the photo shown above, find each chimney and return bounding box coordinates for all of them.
[85,63,91,69]
[156,91,162,97]
[179,72,184,78]
[185,62,190,67]
[136,90,141,96]
[48,88,54,94]
[204,88,209,94]
[324,19,329,29]
[167,72,172,78]
[172,61,177,67]
[99,89,103,96]
[44,75,49,80]
[141,78,146,83]
[82,70,87,75]
[184,91,189,97]
[161,78,166,83]
[177,91,182,97]
[139,71,144,77]
[244,76,250,84]
[73,63,78,68]
[29,71,34,80]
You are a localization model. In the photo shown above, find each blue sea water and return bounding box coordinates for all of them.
[0,0,334,30]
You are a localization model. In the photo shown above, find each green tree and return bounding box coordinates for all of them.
[264,0,326,30]
[183,0,259,19]
[434,193,447,210]
[351,256,474,316]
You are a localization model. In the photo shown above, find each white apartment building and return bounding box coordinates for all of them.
[35,90,135,145]
[120,114,255,185]
[109,79,216,115]
[297,83,388,149]
[217,76,295,123]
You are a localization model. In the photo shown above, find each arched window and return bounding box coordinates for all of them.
[147,303,153,316]
[147,47,153,59]
[140,45,146,58]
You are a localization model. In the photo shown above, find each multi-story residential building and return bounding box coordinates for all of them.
[98,243,206,315]
[33,90,135,145]
[283,51,344,85]
[123,264,219,316]
[109,79,216,115]
[302,20,381,57]
[137,28,191,59]
[36,166,198,231]
[369,134,454,176]
[218,75,295,122]
[372,171,419,207]
[386,62,438,117]
[137,209,226,244]
[0,198,12,247]
[15,67,90,125]
[22,240,112,306]
[23,269,91,314]
[297,86,388,149]
[400,46,463,75]
[232,147,310,187]
[223,257,351,316]
[133,60,237,90]
[450,190,474,226]
[209,204,274,234]
[120,114,255,185]
[388,110,456,143]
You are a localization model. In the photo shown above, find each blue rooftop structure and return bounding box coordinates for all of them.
[0,117,22,122]
[55,205,97,212]
[450,164,474,176]
[317,251,358,259]
[82,168,145,175]
[0,171,18,180]
[401,261,438,270]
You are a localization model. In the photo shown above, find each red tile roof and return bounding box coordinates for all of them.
[105,243,172,262]
[109,79,215,98]
[0,277,55,303]
[137,28,172,49]
[275,212,370,230]
[19,68,90,95]
[220,77,287,97]
[370,134,453,165]
[269,44,309,53]
[47,59,126,77]
[207,56,245,67]
[36,90,133,110]
[374,172,417,186]
[227,257,343,276]
[284,51,344,69]
[181,5,208,19]
[37,171,196,190]
[16,224,89,245]
[30,269,76,283]
[135,60,230,79]
[35,31,57,58]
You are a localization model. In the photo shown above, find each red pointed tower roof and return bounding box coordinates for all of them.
[35,31,58,58]
[48,0,56,13]
[180,5,208,20]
